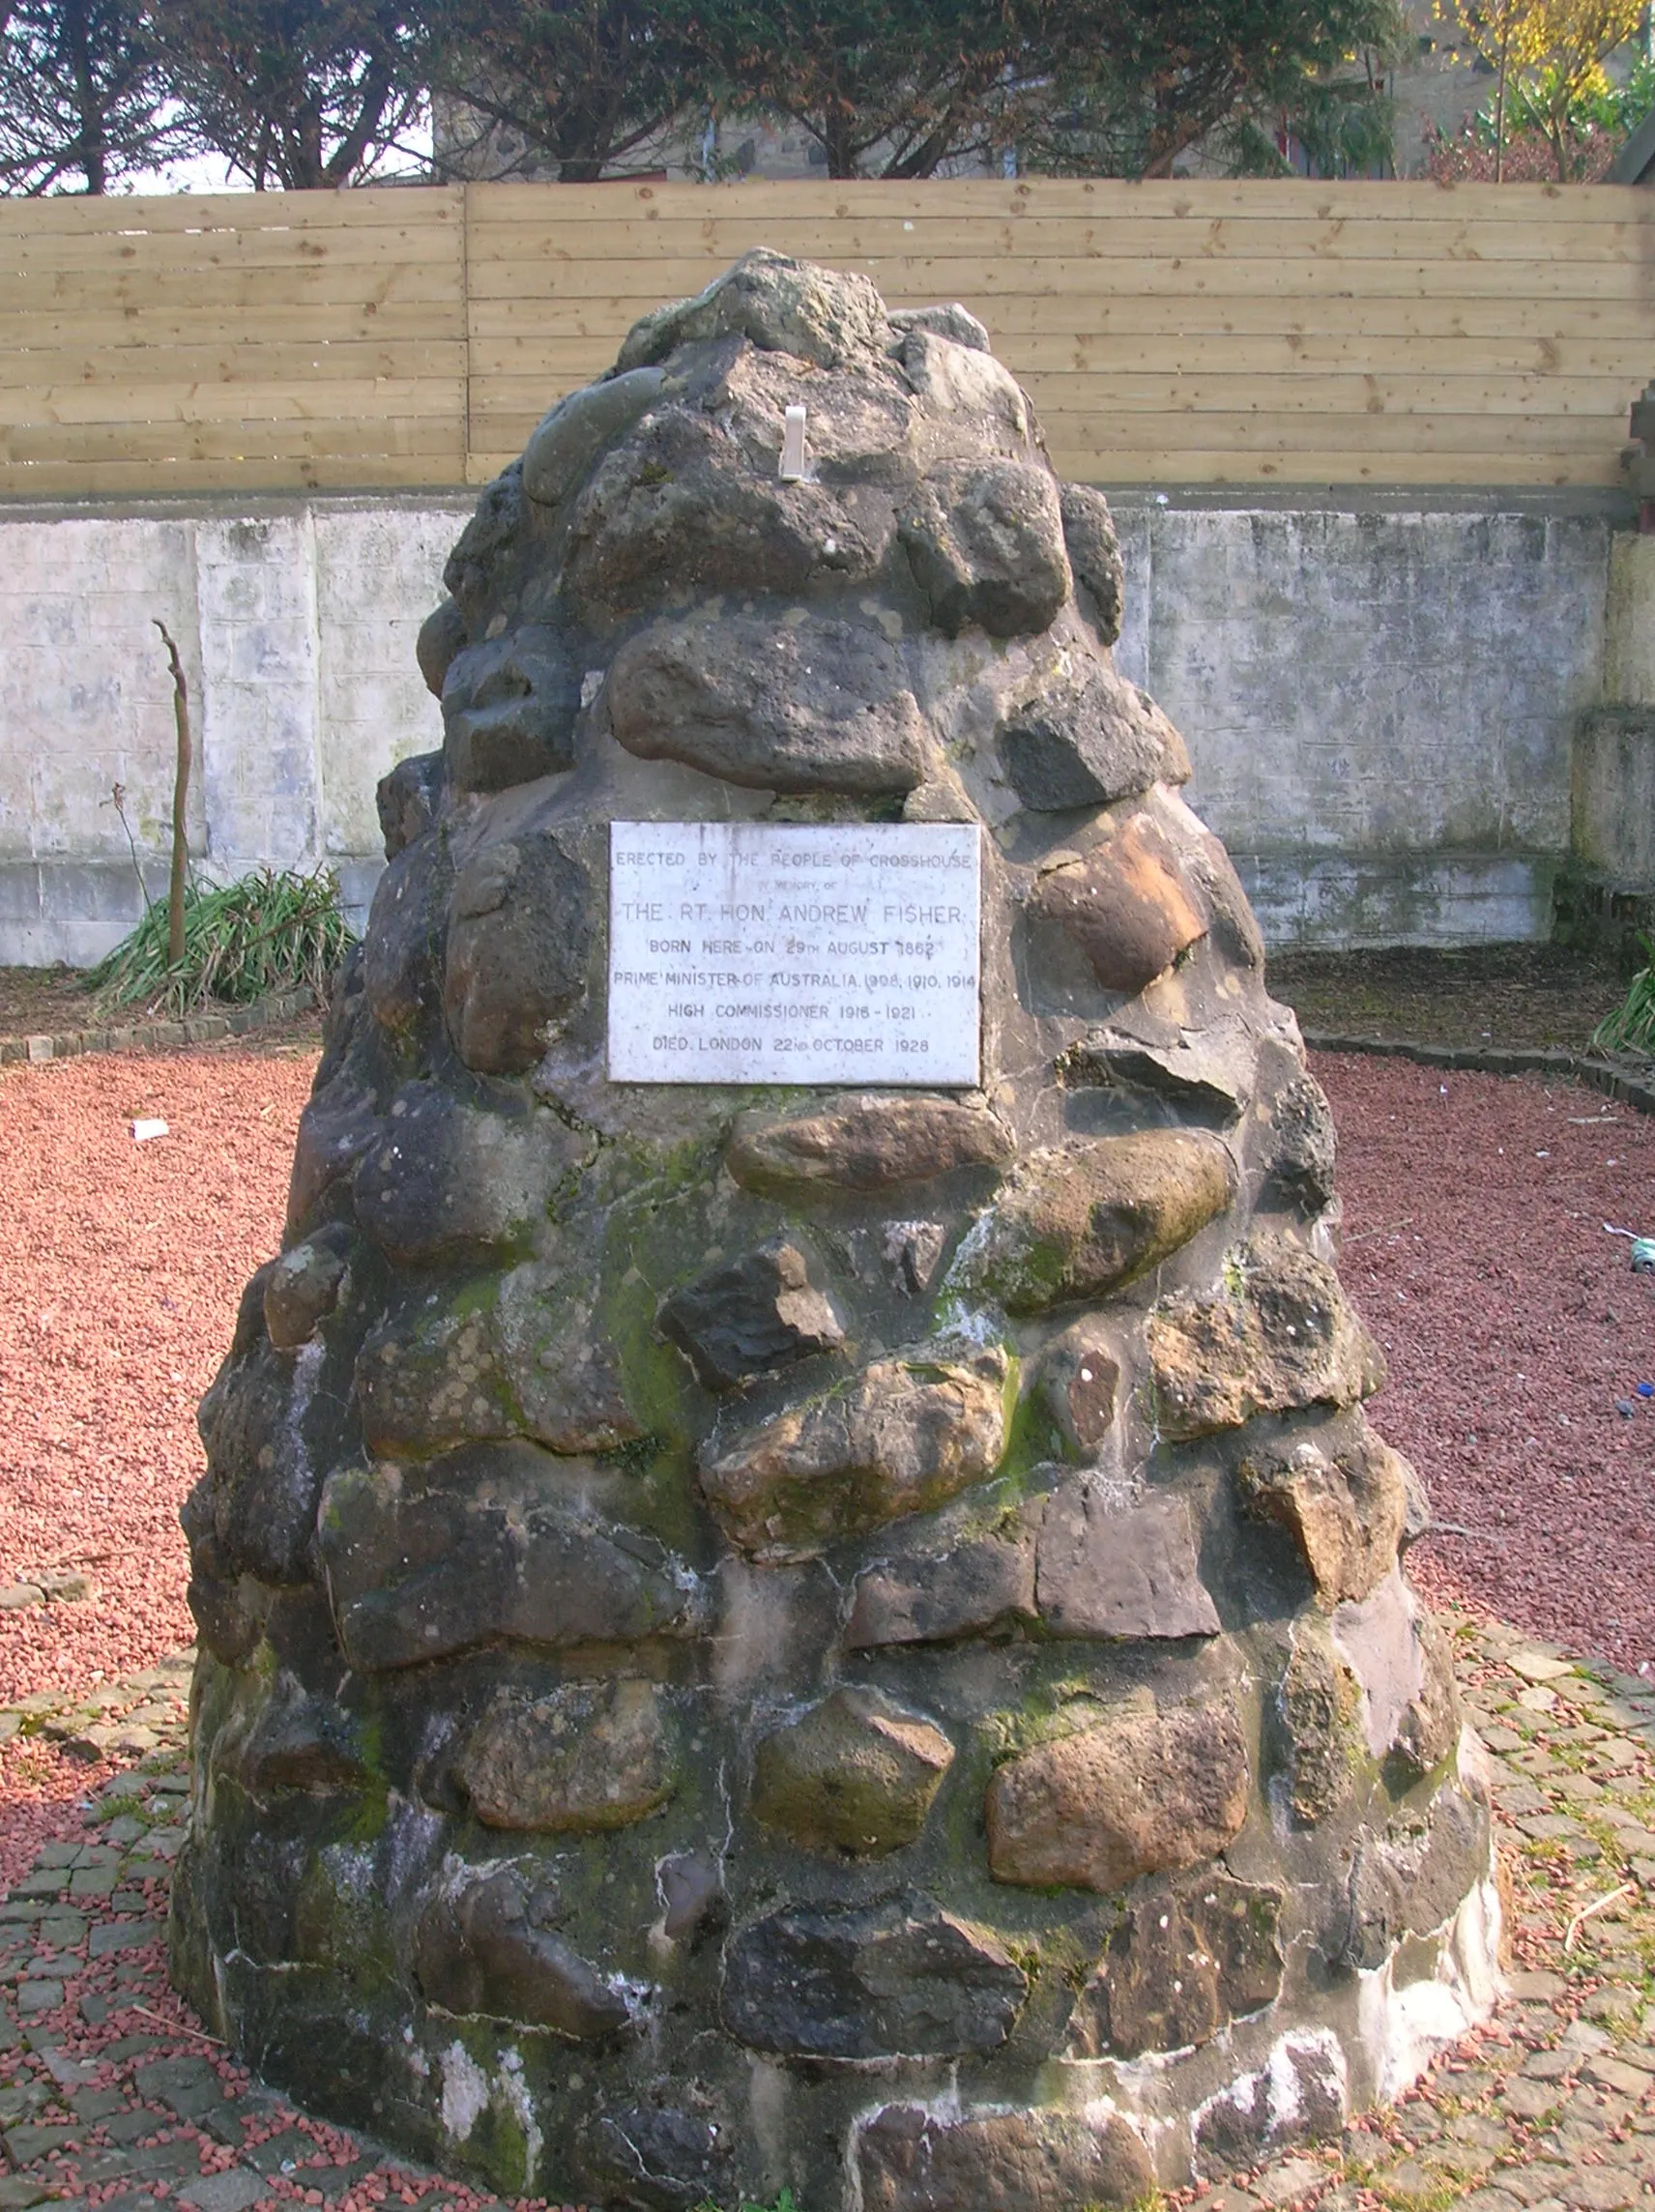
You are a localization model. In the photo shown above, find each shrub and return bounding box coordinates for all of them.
[83,866,355,1016]
[1590,935,1655,1059]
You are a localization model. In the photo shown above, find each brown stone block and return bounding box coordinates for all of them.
[987,1700,1250,1891]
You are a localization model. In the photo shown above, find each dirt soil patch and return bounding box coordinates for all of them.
[0,965,108,1038]
[1272,941,1632,1053]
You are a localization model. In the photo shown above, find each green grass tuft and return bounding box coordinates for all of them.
[1590,934,1655,1059]
[692,2194,798,2212]
[83,866,354,1017]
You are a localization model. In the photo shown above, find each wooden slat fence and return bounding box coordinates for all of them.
[2,177,1653,497]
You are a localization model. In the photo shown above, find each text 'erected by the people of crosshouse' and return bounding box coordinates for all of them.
[606,820,981,1085]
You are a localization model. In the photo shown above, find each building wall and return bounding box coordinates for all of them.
[0,491,1614,966]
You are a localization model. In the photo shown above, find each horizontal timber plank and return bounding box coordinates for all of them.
[1039,407,1621,452]
[464,441,1623,489]
[469,290,1655,343]
[463,177,1651,221]
[463,213,1655,266]
[0,186,462,234]
[0,263,464,313]
[471,367,1642,420]
[0,416,462,465]
[987,332,1655,377]
[0,378,464,428]
[7,304,468,348]
[0,339,467,389]
[0,452,463,495]
[462,254,1655,303]
[1066,451,1623,486]
[469,329,1655,381]
[0,226,463,277]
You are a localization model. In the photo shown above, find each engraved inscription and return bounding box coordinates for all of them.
[608,822,981,1085]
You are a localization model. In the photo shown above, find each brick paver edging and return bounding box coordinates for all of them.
[5,1621,1655,2209]
[0,992,316,1068]
[1302,1032,1655,1118]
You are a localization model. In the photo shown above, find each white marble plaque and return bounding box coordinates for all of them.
[608,821,981,1085]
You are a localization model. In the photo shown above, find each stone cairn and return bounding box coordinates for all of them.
[173,251,1501,2212]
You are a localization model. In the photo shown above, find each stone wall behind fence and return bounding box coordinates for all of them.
[0,489,1614,968]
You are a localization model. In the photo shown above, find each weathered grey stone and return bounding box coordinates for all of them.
[317,1447,698,1670]
[416,596,467,698]
[1261,1072,1339,1213]
[658,1237,843,1390]
[697,1349,1008,1560]
[1335,1787,1492,1970]
[1038,1318,1122,1455]
[727,1091,1013,1193]
[354,1294,518,1458]
[444,828,592,1076]
[1148,1234,1385,1440]
[947,1130,1236,1315]
[1238,1422,1412,1606]
[356,1267,636,1460]
[899,329,1030,436]
[1194,2032,1348,2171]
[711,342,917,487]
[375,748,443,859]
[414,1865,631,2039]
[262,1227,351,1351]
[857,2105,1155,2212]
[1060,482,1127,643]
[881,1217,949,1295]
[193,1318,329,1588]
[184,1561,264,1667]
[986,1702,1250,1891]
[842,1524,1036,1649]
[581,2105,731,2212]
[657,1848,725,1941]
[1332,1568,1460,1777]
[1026,813,1207,994]
[617,248,886,372]
[1276,1612,1366,1825]
[361,831,450,1040]
[888,301,991,351]
[566,407,892,614]
[1061,1022,1253,1122]
[719,1893,1027,2056]
[1000,663,1188,811]
[456,1680,676,1832]
[353,1085,558,1269]
[494,1264,639,1454]
[901,459,1070,637]
[1067,1874,1284,2059]
[522,364,669,507]
[442,464,524,624]
[1034,1483,1220,1641]
[230,1688,367,1798]
[442,627,579,795]
[606,611,930,794]
[750,1686,954,1853]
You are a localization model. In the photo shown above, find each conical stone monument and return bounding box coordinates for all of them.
[172,251,1501,2212]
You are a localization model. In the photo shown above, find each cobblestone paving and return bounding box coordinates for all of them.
[3,1618,1655,2212]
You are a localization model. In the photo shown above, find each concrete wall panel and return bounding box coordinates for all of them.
[0,493,1618,964]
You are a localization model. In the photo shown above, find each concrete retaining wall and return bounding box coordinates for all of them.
[0,491,1617,966]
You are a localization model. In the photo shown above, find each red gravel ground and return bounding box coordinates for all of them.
[0,1737,121,1895]
[1320,1052,1655,1677]
[0,1042,315,1703]
[2,1037,1654,1703]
